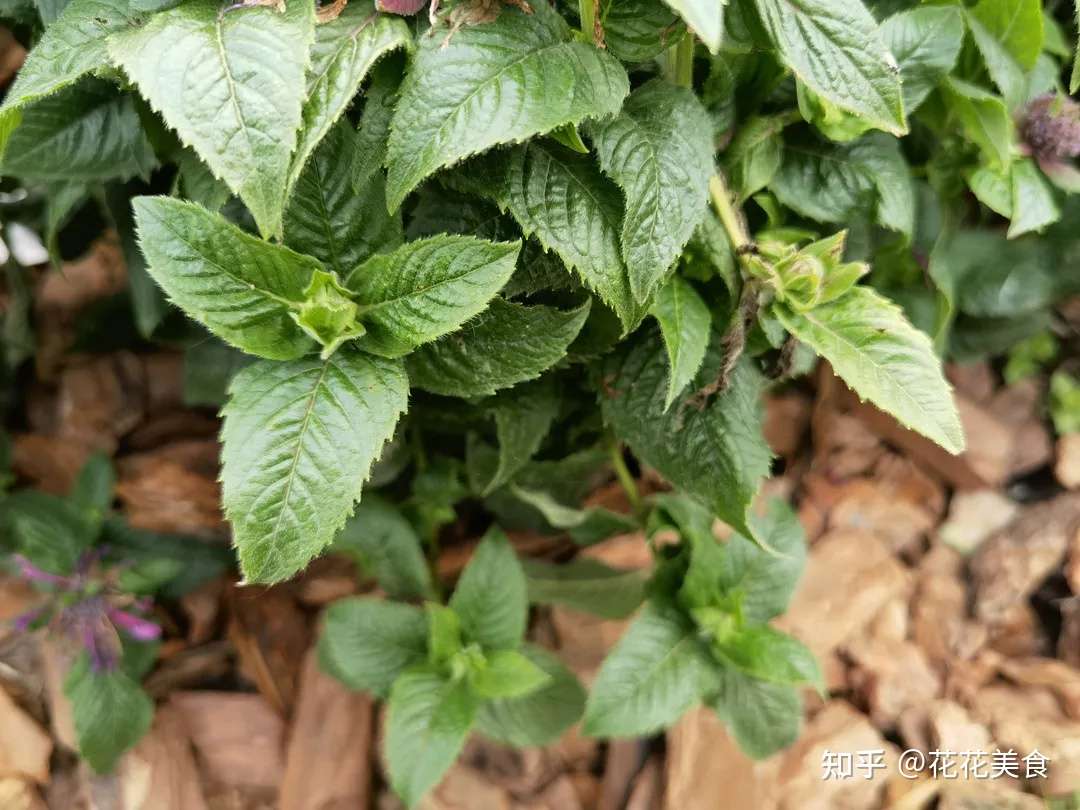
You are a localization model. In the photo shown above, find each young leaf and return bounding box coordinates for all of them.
[661,0,722,52]
[590,79,713,303]
[880,6,964,114]
[132,196,319,361]
[221,347,409,583]
[448,526,528,652]
[475,645,586,747]
[1008,158,1060,238]
[523,557,647,619]
[318,598,428,697]
[510,486,639,546]
[384,1,629,209]
[470,649,551,699]
[471,380,561,496]
[426,603,464,666]
[386,671,478,809]
[650,276,712,410]
[602,328,772,542]
[353,55,401,192]
[285,121,402,276]
[345,235,520,358]
[406,298,589,398]
[65,654,153,773]
[709,667,802,759]
[771,133,914,238]
[490,141,642,329]
[773,286,964,453]
[1,81,156,181]
[109,0,315,238]
[965,12,1027,110]
[288,0,410,192]
[713,626,822,689]
[942,78,1014,170]
[333,495,435,600]
[583,603,717,737]
[753,0,906,135]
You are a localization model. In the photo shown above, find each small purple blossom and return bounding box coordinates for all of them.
[107,608,162,642]
[11,555,72,587]
[1021,94,1080,162]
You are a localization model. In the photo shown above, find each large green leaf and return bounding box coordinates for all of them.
[491,141,641,329]
[770,133,914,238]
[386,672,478,809]
[476,645,586,747]
[714,626,821,688]
[650,276,711,410]
[345,235,520,358]
[661,0,722,52]
[133,196,319,361]
[583,603,717,737]
[384,1,628,208]
[65,655,153,773]
[969,0,1042,70]
[318,598,428,697]
[2,80,155,181]
[448,527,528,651]
[753,0,906,135]
[288,0,410,192]
[774,286,964,453]
[406,298,589,397]
[590,80,712,303]
[220,347,409,583]
[709,667,802,759]
[602,328,771,541]
[0,0,140,129]
[109,0,315,237]
[880,6,964,114]
[285,121,402,276]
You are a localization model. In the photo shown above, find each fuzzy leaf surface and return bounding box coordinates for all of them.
[880,6,964,114]
[774,286,964,453]
[603,0,685,62]
[710,668,802,759]
[384,1,629,208]
[449,527,528,651]
[221,347,408,583]
[65,655,153,773]
[109,0,315,237]
[319,598,428,696]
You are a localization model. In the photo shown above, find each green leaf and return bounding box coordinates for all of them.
[221,347,409,583]
[448,526,527,652]
[583,603,717,737]
[1073,0,1080,93]
[384,1,629,209]
[426,603,464,667]
[967,164,1014,217]
[386,671,478,809]
[771,133,914,238]
[510,485,639,546]
[470,649,551,699]
[773,286,964,453]
[603,0,685,62]
[471,380,561,496]
[590,79,712,303]
[65,655,153,773]
[6,490,97,574]
[333,495,435,600]
[661,0,722,52]
[476,644,585,747]
[175,147,232,213]
[0,0,140,124]
[2,81,156,181]
[1008,158,1060,238]
[709,667,802,759]
[345,235,520,359]
[965,11,1027,110]
[714,626,821,689]
[132,196,320,361]
[406,298,589,398]
[182,337,252,408]
[288,0,410,193]
[650,276,711,410]
[491,141,642,330]
[753,0,906,135]
[352,55,401,192]
[318,598,428,697]
[285,121,402,277]
[969,0,1042,70]
[723,115,788,202]
[880,6,964,114]
[942,78,1014,170]
[109,0,315,238]
[71,452,115,518]
[602,328,771,541]
[523,557,647,619]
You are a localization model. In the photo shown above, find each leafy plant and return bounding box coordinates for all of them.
[3,0,1080,801]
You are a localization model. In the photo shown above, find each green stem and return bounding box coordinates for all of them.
[708,172,750,252]
[579,0,597,44]
[673,32,694,88]
[609,438,643,514]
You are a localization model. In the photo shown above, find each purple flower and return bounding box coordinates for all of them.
[107,608,162,642]
[11,555,72,587]
[1021,94,1080,162]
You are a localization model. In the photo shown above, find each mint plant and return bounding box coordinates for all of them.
[3,0,1080,802]
[1,455,227,771]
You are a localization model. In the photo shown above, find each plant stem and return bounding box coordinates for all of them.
[673,32,694,88]
[579,0,597,44]
[708,172,750,251]
[608,438,642,514]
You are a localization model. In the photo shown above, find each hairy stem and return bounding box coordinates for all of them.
[579,0,598,44]
[708,172,751,251]
[609,438,643,514]
[673,32,694,88]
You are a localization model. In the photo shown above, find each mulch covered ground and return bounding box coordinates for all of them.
[3,249,1080,808]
